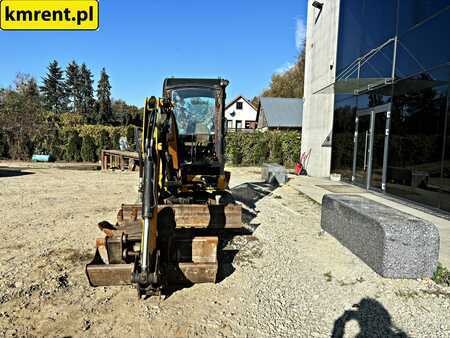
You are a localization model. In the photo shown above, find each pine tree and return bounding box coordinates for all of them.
[65,61,82,113]
[79,63,95,117]
[41,60,68,113]
[96,68,112,124]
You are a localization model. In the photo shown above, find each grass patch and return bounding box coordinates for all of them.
[395,290,420,299]
[432,263,450,287]
[324,271,333,282]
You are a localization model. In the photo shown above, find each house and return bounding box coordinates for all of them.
[225,95,258,131]
[257,97,303,130]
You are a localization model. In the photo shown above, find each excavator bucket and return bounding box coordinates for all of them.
[86,203,242,287]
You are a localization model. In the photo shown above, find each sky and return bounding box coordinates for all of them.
[0,0,307,107]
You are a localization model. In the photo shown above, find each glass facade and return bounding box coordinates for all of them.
[331,0,450,211]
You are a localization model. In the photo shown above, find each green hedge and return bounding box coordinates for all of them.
[31,124,135,162]
[225,130,301,167]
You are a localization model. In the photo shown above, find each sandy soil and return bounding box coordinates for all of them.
[0,162,449,337]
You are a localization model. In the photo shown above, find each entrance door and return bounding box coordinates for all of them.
[353,114,371,188]
[352,103,391,191]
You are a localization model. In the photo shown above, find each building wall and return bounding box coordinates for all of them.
[225,98,257,129]
[301,0,340,177]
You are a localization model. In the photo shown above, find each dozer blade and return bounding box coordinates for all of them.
[86,248,133,286]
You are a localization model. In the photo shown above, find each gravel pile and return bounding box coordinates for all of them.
[0,165,448,337]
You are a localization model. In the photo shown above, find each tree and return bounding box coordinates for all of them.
[251,96,260,109]
[97,129,112,157]
[79,63,95,117]
[65,61,82,113]
[41,60,68,113]
[96,68,112,124]
[111,99,141,125]
[81,135,97,162]
[0,74,43,159]
[262,46,305,98]
[64,131,82,161]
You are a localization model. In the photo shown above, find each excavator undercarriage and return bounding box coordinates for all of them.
[86,78,242,297]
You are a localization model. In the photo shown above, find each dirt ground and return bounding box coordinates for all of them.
[0,162,449,337]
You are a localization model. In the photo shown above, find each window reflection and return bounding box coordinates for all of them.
[397,8,450,78]
[387,66,449,210]
[332,0,450,211]
[331,95,357,181]
[398,0,450,35]
[171,88,216,135]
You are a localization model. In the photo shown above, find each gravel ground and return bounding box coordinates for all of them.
[0,162,449,337]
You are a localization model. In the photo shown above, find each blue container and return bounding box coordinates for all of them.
[32,154,53,162]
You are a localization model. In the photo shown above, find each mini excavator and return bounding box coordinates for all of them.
[86,78,242,297]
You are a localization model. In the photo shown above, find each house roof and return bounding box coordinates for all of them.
[259,97,303,127]
[225,95,257,111]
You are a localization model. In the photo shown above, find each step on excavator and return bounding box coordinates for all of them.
[86,78,242,297]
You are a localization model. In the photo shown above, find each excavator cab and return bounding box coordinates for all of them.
[163,78,228,181]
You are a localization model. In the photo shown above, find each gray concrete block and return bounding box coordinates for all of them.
[261,163,287,185]
[321,194,440,278]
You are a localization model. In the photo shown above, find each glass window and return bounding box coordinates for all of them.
[171,87,216,135]
[331,95,357,181]
[398,0,450,35]
[387,66,449,209]
[337,0,397,74]
[236,120,242,129]
[396,7,450,78]
[361,0,397,54]
[236,101,243,110]
[336,0,364,73]
[227,120,233,129]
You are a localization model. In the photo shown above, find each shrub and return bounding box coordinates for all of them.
[241,131,269,165]
[111,129,121,150]
[225,130,301,167]
[97,129,112,157]
[64,131,82,161]
[0,130,9,158]
[60,113,86,127]
[432,263,450,287]
[268,131,283,164]
[225,132,243,165]
[81,135,97,162]
[126,125,136,151]
[280,131,302,167]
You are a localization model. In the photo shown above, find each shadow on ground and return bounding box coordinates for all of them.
[0,168,34,178]
[231,181,278,224]
[164,181,277,298]
[331,298,409,338]
[215,181,277,280]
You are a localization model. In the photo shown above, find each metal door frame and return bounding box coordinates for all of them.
[352,103,391,191]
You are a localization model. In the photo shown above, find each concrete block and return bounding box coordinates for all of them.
[261,163,287,185]
[330,173,341,182]
[321,194,439,278]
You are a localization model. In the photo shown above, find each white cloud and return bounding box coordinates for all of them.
[275,62,294,75]
[295,18,306,51]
